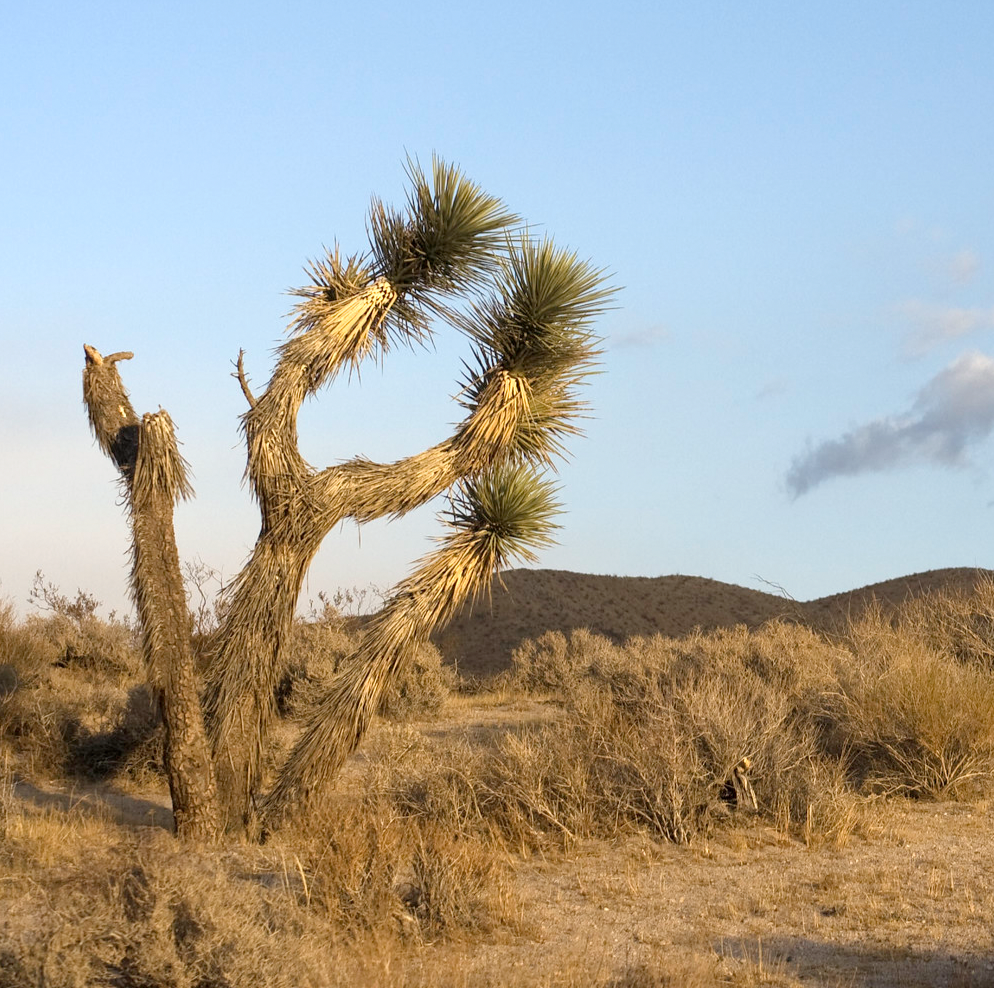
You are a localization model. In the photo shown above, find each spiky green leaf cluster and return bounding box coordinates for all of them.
[368,155,518,335]
[448,463,561,567]
[456,238,614,465]
[282,157,518,375]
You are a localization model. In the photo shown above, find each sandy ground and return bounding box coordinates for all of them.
[12,697,994,987]
[499,800,994,987]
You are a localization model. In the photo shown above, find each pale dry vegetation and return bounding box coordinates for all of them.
[1,575,993,985]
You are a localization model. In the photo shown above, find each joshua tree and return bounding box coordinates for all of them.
[83,157,613,837]
[82,346,219,841]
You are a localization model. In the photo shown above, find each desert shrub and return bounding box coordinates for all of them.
[832,608,994,797]
[405,821,514,939]
[0,671,164,785]
[67,685,165,783]
[499,611,994,832]
[25,610,140,678]
[398,623,866,847]
[378,642,454,720]
[0,601,49,680]
[280,616,452,722]
[508,627,604,693]
[499,630,846,844]
[0,787,517,988]
[276,616,357,716]
[266,781,515,944]
[0,592,153,783]
[0,832,324,988]
[1,598,140,686]
[25,573,140,678]
[282,793,409,935]
[893,574,994,668]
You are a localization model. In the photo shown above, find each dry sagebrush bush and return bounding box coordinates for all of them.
[507,613,994,818]
[66,684,165,783]
[0,831,324,988]
[280,615,453,722]
[21,609,141,680]
[377,641,454,720]
[390,629,861,848]
[894,573,994,668]
[834,606,994,797]
[0,601,160,784]
[491,623,872,845]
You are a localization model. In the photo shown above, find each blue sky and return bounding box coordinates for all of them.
[4,1,994,615]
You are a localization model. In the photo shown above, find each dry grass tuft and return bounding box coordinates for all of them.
[830,597,994,798]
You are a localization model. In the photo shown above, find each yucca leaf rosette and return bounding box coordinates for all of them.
[284,156,518,380]
[454,237,612,467]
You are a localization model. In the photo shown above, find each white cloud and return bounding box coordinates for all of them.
[898,300,994,356]
[944,248,981,286]
[786,351,994,498]
[610,324,670,349]
[755,378,788,400]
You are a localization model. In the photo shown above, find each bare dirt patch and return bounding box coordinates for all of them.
[343,697,994,986]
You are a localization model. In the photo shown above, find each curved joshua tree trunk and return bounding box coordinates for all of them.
[201,165,525,833]
[205,228,612,832]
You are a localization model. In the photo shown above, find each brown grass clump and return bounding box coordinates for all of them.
[0,598,159,783]
[0,763,518,987]
[0,815,322,986]
[830,599,994,798]
[278,612,453,722]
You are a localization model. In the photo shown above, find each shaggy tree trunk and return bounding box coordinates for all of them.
[201,304,480,832]
[202,239,610,833]
[82,345,219,842]
[260,483,548,824]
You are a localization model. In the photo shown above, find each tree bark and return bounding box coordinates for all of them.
[82,345,219,842]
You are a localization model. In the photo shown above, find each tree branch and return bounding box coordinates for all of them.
[82,344,140,474]
[309,441,461,527]
[233,349,257,408]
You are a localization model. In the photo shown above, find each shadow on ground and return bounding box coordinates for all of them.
[13,778,173,830]
[719,935,994,988]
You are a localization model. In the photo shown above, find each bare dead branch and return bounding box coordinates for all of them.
[233,349,257,408]
[83,344,135,366]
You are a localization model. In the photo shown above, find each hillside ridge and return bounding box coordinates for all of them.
[433,566,993,678]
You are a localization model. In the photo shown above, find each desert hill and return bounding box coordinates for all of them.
[433,566,994,679]
[803,567,993,629]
